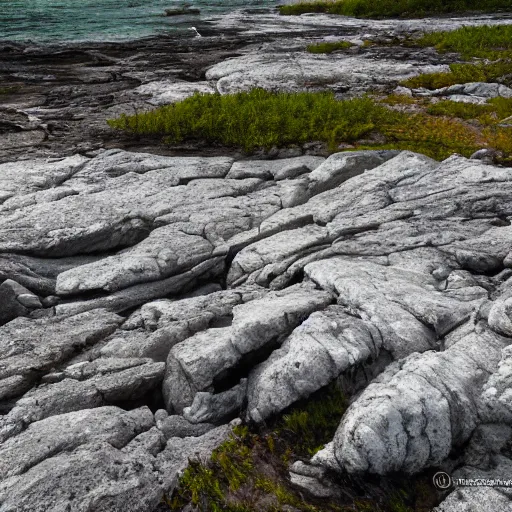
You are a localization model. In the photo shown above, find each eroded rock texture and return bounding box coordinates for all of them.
[2,148,512,510]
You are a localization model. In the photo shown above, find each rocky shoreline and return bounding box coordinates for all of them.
[2,8,512,512]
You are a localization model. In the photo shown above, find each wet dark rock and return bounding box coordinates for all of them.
[0,279,42,325]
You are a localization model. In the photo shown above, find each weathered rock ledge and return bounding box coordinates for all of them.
[1,147,512,510]
[3,8,512,511]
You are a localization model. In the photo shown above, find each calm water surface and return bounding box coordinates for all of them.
[0,0,278,42]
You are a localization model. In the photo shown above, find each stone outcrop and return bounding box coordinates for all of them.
[206,52,448,94]
[2,146,512,510]
[2,8,512,510]
[415,81,512,104]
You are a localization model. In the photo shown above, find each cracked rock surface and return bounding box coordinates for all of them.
[2,8,512,510]
[2,147,512,510]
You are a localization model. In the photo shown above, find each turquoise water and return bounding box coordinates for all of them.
[0,0,278,42]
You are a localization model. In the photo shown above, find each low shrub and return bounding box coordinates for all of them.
[417,24,512,59]
[161,384,433,511]
[306,40,353,54]
[279,0,512,18]
[403,25,512,90]
[426,100,494,119]
[108,89,487,160]
[377,114,482,160]
[484,126,512,157]
[108,89,388,152]
[278,383,347,456]
[402,60,512,89]
[426,98,512,125]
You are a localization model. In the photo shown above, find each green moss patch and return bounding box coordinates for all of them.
[108,89,495,160]
[160,383,438,512]
[402,60,512,90]
[417,24,512,60]
[307,41,353,54]
[108,90,387,153]
[278,384,347,457]
[425,98,512,123]
[279,0,512,18]
[402,25,512,90]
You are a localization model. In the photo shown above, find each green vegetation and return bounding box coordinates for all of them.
[161,384,426,511]
[160,384,434,511]
[108,90,388,152]
[279,0,512,18]
[485,126,512,158]
[426,97,512,122]
[307,40,353,54]
[108,89,493,160]
[417,24,512,59]
[163,386,347,512]
[403,25,512,89]
[109,24,512,163]
[426,99,493,119]
[375,113,482,159]
[278,384,347,456]
[402,60,512,89]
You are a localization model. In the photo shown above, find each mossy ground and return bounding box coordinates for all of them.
[278,0,512,18]
[402,25,512,89]
[108,91,387,153]
[108,88,511,162]
[159,384,441,512]
[0,85,21,95]
[306,41,353,54]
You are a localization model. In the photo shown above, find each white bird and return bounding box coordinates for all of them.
[189,26,202,37]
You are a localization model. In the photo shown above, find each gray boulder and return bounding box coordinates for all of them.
[205,52,448,94]
[163,283,333,413]
[0,279,42,325]
[434,488,512,512]
[246,306,382,422]
[334,322,508,475]
[0,361,165,442]
[0,441,163,512]
[0,406,154,480]
[0,309,122,401]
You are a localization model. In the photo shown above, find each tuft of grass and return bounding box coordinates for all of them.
[166,425,257,512]
[307,40,353,54]
[278,383,348,456]
[425,98,512,125]
[426,100,494,119]
[161,384,440,512]
[417,24,512,60]
[375,114,482,160]
[484,126,512,158]
[489,97,512,121]
[403,25,512,90]
[109,89,492,161]
[255,477,312,508]
[108,89,388,152]
[279,0,512,18]
[388,490,414,512]
[402,60,512,89]
[381,93,420,106]
[164,414,328,511]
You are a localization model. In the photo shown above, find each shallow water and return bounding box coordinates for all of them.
[0,0,278,42]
